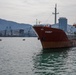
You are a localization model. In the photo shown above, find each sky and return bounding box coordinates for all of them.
[0,0,76,25]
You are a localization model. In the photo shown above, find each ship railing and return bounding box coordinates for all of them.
[34,24,44,27]
[34,24,51,28]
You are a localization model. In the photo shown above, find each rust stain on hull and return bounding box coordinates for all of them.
[41,41,72,49]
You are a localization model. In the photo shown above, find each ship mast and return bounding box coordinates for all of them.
[52,4,59,24]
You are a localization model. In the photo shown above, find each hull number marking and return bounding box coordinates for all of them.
[45,31,52,33]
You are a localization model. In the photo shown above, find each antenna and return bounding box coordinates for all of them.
[36,19,38,25]
[52,4,59,24]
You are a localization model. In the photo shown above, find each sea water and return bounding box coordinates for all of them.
[0,37,76,75]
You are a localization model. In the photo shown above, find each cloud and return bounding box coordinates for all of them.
[0,0,76,24]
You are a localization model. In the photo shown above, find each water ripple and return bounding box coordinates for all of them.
[0,37,76,75]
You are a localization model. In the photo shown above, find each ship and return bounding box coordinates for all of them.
[33,4,76,49]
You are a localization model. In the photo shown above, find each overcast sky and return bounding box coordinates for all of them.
[0,0,76,25]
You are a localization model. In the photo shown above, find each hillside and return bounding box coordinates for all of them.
[0,19,36,37]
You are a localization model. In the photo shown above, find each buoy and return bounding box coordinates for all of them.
[23,39,25,41]
[0,39,2,41]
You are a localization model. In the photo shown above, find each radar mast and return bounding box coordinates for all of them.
[52,4,59,24]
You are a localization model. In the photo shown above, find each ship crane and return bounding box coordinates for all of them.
[52,4,59,24]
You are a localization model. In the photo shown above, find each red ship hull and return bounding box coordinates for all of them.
[33,26,76,49]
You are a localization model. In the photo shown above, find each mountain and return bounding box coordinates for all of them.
[0,19,37,37]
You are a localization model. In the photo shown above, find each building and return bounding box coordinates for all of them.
[59,17,67,32]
